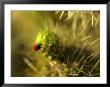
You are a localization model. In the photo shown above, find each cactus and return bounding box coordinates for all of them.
[32,11,100,77]
[11,11,100,77]
[33,30,62,61]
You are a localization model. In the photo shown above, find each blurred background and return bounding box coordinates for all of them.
[11,11,100,77]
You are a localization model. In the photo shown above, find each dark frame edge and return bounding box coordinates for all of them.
[0,2,4,87]
[107,1,110,86]
[0,0,109,4]
[0,0,109,87]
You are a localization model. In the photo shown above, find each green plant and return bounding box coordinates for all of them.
[11,11,100,77]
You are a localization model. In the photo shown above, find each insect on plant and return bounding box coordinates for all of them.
[11,11,100,77]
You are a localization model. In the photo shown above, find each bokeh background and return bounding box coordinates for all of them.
[11,11,100,77]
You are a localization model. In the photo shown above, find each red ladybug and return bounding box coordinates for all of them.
[32,43,41,51]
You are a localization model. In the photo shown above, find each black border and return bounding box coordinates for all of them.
[0,2,4,87]
[107,1,110,86]
[0,0,109,4]
[0,0,109,87]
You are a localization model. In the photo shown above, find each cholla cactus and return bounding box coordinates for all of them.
[33,30,63,61]
[11,11,100,77]
[32,11,100,77]
[32,30,99,77]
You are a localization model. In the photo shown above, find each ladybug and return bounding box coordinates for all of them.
[33,43,41,51]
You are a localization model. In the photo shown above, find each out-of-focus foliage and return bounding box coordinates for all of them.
[11,11,100,77]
